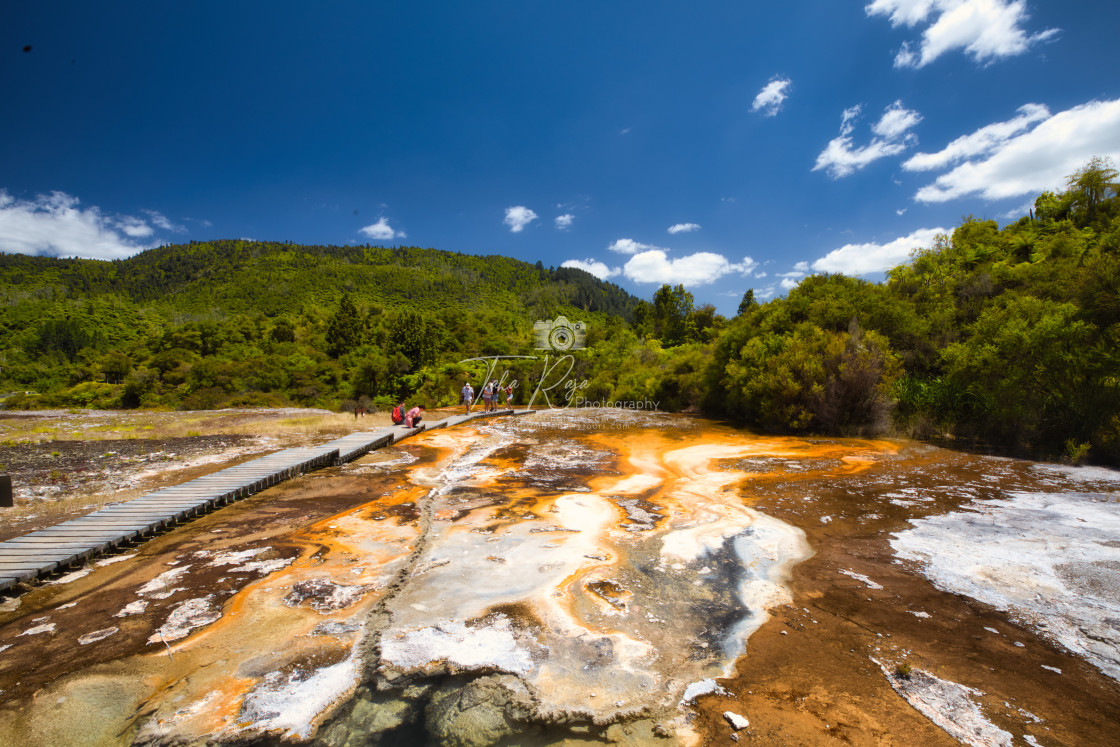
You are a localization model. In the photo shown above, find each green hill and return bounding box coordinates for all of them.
[0,241,638,410]
[3,160,1119,466]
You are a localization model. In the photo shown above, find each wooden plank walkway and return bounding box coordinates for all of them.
[0,408,536,593]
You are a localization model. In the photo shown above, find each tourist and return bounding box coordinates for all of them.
[461,381,474,413]
[505,383,514,409]
[391,401,405,425]
[404,405,425,428]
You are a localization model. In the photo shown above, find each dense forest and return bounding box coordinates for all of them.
[0,243,638,412]
[2,160,1119,464]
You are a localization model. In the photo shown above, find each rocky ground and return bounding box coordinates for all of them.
[0,408,393,540]
[691,444,1120,746]
[0,411,1118,746]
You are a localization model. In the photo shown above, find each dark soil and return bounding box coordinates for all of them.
[0,436,258,541]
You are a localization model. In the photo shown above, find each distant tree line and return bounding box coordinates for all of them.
[2,160,1118,464]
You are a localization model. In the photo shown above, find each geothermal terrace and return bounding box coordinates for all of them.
[1,409,1119,745]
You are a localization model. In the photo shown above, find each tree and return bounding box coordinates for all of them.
[736,289,758,317]
[1066,156,1119,224]
[652,284,695,346]
[688,304,721,341]
[325,294,365,358]
[269,318,296,343]
[941,295,1096,450]
[387,308,437,368]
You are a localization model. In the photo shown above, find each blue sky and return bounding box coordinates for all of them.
[2,1,1119,315]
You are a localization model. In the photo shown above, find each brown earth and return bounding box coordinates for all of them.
[1,413,1118,746]
[692,444,1120,746]
[0,407,407,540]
[0,442,438,706]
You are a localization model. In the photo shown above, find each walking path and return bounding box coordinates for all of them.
[0,408,534,593]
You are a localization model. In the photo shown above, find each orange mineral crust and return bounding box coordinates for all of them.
[3,411,1119,746]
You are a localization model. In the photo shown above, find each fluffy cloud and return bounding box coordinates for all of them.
[814,101,922,178]
[873,102,923,139]
[751,77,792,117]
[903,103,1050,171]
[755,285,778,301]
[623,250,756,286]
[115,215,154,238]
[503,206,538,233]
[667,222,700,234]
[560,258,619,280]
[555,214,574,229]
[359,217,406,240]
[812,227,948,275]
[866,0,1059,68]
[608,237,663,254]
[777,262,811,290]
[0,190,160,260]
[913,98,1120,203]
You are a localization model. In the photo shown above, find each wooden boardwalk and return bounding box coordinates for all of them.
[0,408,534,593]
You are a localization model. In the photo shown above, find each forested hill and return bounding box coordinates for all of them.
[3,161,1118,466]
[0,241,638,412]
[0,240,637,318]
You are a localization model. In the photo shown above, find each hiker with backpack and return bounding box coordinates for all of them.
[391,401,406,425]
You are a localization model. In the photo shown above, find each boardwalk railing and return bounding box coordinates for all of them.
[0,408,534,593]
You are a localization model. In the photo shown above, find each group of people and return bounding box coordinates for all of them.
[386,378,513,426]
[390,402,425,427]
[460,379,513,414]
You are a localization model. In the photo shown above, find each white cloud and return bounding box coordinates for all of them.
[360,217,406,240]
[503,206,538,233]
[903,103,1050,171]
[840,105,863,136]
[867,0,1059,68]
[555,214,574,229]
[144,209,186,233]
[560,258,619,280]
[812,227,948,275]
[751,77,792,117]
[756,285,778,301]
[914,98,1120,203]
[623,250,756,286]
[867,0,937,27]
[814,101,922,178]
[873,101,923,139]
[115,215,154,238]
[667,222,701,234]
[777,267,807,291]
[0,190,160,260]
[608,237,663,255]
[999,200,1036,220]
